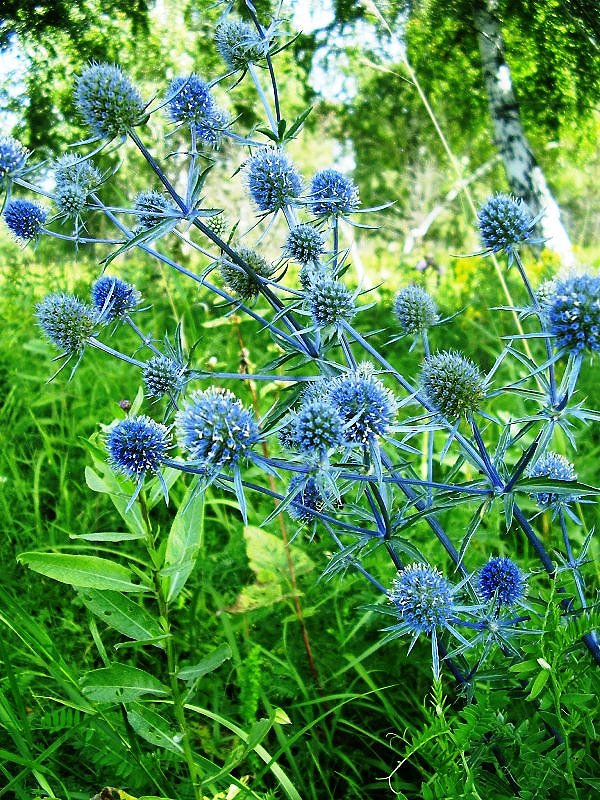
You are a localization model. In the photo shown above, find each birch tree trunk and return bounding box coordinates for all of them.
[472,0,575,266]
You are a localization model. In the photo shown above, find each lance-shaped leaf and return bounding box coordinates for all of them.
[127,703,184,755]
[18,553,149,593]
[81,664,169,703]
[79,589,166,647]
[161,480,205,602]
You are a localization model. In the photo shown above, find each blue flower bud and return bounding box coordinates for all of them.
[307,277,356,328]
[421,350,485,418]
[215,19,266,70]
[247,149,302,212]
[167,74,213,124]
[283,224,326,265]
[54,154,101,191]
[478,194,534,253]
[176,387,259,469]
[76,63,145,139]
[91,276,141,321]
[394,285,438,334]
[390,563,454,634]
[107,415,170,478]
[0,136,29,181]
[36,293,96,354]
[4,199,47,242]
[143,355,186,400]
[134,190,172,231]
[547,274,600,354]
[288,475,326,522]
[328,365,397,443]
[292,399,344,453]
[529,451,577,507]
[478,557,525,605]
[310,169,360,217]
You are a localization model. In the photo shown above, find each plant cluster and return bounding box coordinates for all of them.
[2,3,600,798]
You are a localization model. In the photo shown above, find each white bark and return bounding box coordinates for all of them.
[473,0,575,266]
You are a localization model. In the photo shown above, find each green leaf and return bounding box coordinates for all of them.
[79,589,166,646]
[282,106,313,141]
[18,553,148,593]
[81,664,169,703]
[161,481,205,602]
[527,669,550,700]
[228,526,314,612]
[127,703,184,755]
[177,643,232,681]
[69,531,145,542]
[84,458,146,538]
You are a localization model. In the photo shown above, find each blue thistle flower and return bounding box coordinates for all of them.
[91,276,141,321]
[328,365,397,443]
[283,224,326,265]
[107,415,170,478]
[478,194,535,253]
[176,387,259,470]
[310,169,360,217]
[219,246,275,302]
[478,557,525,606]
[54,154,101,190]
[529,451,577,507]
[215,19,266,71]
[390,563,455,635]
[421,350,485,418]
[0,136,29,181]
[36,293,96,355]
[394,285,439,335]
[247,149,302,213]
[308,277,356,328]
[143,355,186,400]
[195,105,229,149]
[75,63,145,139]
[547,274,600,354]
[292,399,344,454]
[134,190,172,231]
[288,475,326,522]
[167,74,213,124]
[4,199,47,242]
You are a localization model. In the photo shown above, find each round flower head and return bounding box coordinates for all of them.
[75,63,145,139]
[4,199,46,242]
[54,153,101,191]
[247,149,302,213]
[308,277,356,328]
[134,190,172,231]
[478,557,525,606]
[205,212,229,239]
[195,105,229,149]
[390,563,454,635]
[310,169,360,217]
[288,475,326,523]
[328,366,397,443]
[529,451,577,507]
[176,387,259,470]
[91,275,141,321]
[292,399,344,454]
[219,247,275,302]
[421,350,485,418]
[107,415,170,479]
[547,274,600,354]
[167,74,213,124]
[215,19,266,71]
[0,136,29,181]
[478,194,534,253]
[36,293,96,354]
[143,355,186,400]
[284,224,326,265]
[394,285,439,335]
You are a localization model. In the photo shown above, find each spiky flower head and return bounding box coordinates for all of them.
[477,194,535,253]
[91,275,141,321]
[529,451,577,507]
[390,563,454,634]
[310,169,360,217]
[195,105,229,149]
[307,277,356,328]
[247,149,302,212]
[215,19,266,71]
[219,247,275,302]
[547,274,600,353]
[167,74,213,124]
[107,415,170,478]
[284,224,326,265]
[36,293,96,354]
[176,387,259,469]
[204,212,229,239]
[75,63,145,139]
[394,285,439,335]
[143,355,186,400]
[328,365,397,443]
[292,399,344,454]
[54,154,101,190]
[0,136,29,181]
[4,199,46,242]
[478,557,525,606]
[421,351,485,418]
[288,475,326,522]
[134,190,172,231]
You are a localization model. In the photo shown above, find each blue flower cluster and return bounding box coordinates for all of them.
[478,557,525,606]
[478,194,534,253]
[215,19,266,71]
[75,63,145,139]
[308,278,356,328]
[284,224,326,265]
[421,350,484,419]
[327,366,397,443]
[529,451,577,507]
[288,475,326,522]
[390,563,454,634]
[92,276,141,321]
[547,274,600,353]
[4,199,47,242]
[143,355,186,400]
[247,149,302,212]
[394,285,438,335]
[134,190,172,231]
[0,135,29,181]
[292,399,344,454]
[167,75,228,148]
[107,415,170,478]
[310,169,360,217]
[36,293,96,355]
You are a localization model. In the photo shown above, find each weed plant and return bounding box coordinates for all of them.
[1,3,600,799]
